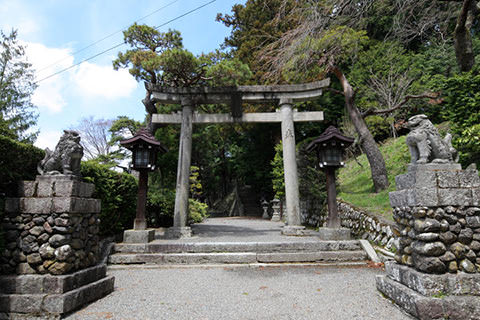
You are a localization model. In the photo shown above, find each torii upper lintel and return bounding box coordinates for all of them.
[146,78,330,117]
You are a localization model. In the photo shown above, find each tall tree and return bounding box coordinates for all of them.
[0,30,38,143]
[256,2,391,191]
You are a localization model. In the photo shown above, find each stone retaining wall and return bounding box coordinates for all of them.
[300,199,326,227]
[338,200,397,250]
[299,198,397,250]
[1,175,101,275]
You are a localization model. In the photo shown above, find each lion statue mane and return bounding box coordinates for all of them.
[406,114,457,164]
[38,130,84,176]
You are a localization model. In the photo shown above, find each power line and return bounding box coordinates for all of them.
[36,0,180,74]
[35,0,216,84]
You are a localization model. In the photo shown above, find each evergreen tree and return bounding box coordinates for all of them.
[0,30,38,143]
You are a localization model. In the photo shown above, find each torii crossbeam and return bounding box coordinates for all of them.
[147,79,330,238]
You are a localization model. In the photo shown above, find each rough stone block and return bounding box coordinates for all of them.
[377,274,480,320]
[395,173,414,190]
[37,179,55,197]
[17,181,37,198]
[415,170,437,189]
[459,170,480,188]
[408,163,462,173]
[54,180,80,197]
[375,275,420,318]
[389,190,408,208]
[0,274,114,316]
[413,188,438,207]
[437,170,459,188]
[472,188,480,206]
[0,294,44,313]
[385,262,480,296]
[123,229,155,243]
[42,275,115,314]
[52,198,100,214]
[21,198,53,214]
[438,188,472,206]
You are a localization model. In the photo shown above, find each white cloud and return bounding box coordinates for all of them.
[22,41,138,113]
[0,1,41,36]
[34,130,62,151]
[23,42,73,113]
[72,62,137,99]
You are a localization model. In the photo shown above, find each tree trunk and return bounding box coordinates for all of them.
[331,66,389,192]
[454,0,476,72]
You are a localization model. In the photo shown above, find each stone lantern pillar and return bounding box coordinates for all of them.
[306,126,354,240]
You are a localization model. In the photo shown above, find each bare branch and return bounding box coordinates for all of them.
[361,93,439,117]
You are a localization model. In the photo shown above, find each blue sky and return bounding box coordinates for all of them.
[0,0,245,149]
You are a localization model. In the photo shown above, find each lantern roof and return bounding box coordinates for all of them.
[120,128,168,153]
[306,126,354,152]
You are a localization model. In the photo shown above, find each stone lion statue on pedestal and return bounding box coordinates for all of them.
[38,130,84,176]
[406,114,457,164]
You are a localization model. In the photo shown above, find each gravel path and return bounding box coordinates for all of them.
[66,264,413,320]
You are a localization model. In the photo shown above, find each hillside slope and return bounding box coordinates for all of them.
[338,135,410,221]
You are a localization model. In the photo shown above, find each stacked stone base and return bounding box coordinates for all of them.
[0,264,114,318]
[377,262,480,320]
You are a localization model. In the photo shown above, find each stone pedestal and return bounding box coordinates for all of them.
[2,175,101,275]
[165,226,192,239]
[281,225,306,236]
[389,164,480,274]
[377,262,480,320]
[0,264,114,318]
[0,175,114,318]
[123,229,155,243]
[378,163,480,319]
[317,227,351,240]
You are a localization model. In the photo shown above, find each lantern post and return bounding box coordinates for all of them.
[120,128,167,243]
[306,126,353,239]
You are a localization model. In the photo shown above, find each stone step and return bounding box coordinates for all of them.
[113,240,363,254]
[0,275,114,315]
[108,250,367,265]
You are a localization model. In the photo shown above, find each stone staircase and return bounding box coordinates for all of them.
[238,185,262,217]
[108,240,368,265]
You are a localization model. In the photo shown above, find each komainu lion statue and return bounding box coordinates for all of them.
[38,130,84,176]
[406,114,457,164]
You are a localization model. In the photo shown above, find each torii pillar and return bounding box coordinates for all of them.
[148,80,330,238]
[167,99,194,238]
[279,98,303,234]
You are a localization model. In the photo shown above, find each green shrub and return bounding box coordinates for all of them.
[271,140,327,226]
[188,198,209,224]
[147,187,176,227]
[365,115,394,142]
[271,143,285,199]
[438,72,480,167]
[81,161,137,236]
[0,135,44,195]
[0,136,44,252]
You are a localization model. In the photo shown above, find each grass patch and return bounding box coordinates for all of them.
[338,136,410,221]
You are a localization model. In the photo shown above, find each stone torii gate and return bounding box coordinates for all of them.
[146,79,330,238]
